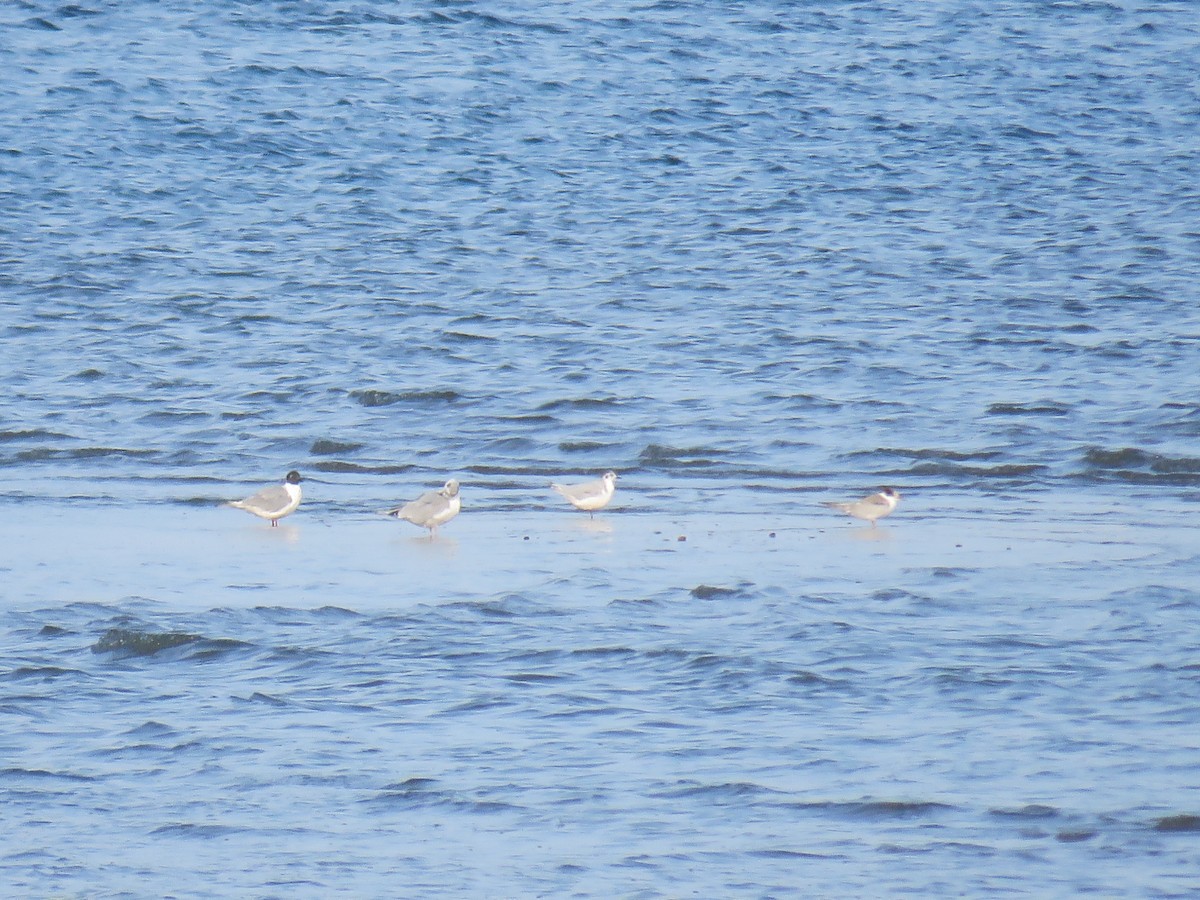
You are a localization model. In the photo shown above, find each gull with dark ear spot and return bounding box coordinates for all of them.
[550,471,618,518]
[382,479,461,538]
[226,471,303,526]
[821,487,901,527]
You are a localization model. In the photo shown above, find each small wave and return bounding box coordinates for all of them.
[989,804,1060,820]
[92,628,201,657]
[372,778,522,814]
[1081,447,1200,485]
[310,461,413,475]
[443,330,499,343]
[569,646,637,660]
[638,443,724,468]
[1056,829,1097,843]
[559,440,618,453]
[0,767,96,782]
[689,584,753,600]
[3,665,88,681]
[536,397,624,411]
[151,823,248,838]
[986,401,1071,416]
[504,672,566,684]
[242,691,289,707]
[72,447,159,460]
[1085,446,1200,473]
[1153,814,1200,832]
[863,447,1003,462]
[0,429,73,443]
[651,780,782,801]
[904,461,1048,478]
[310,439,365,455]
[799,799,956,819]
[349,388,461,407]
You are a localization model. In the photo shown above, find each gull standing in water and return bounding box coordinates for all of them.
[551,471,618,517]
[383,479,461,538]
[822,487,901,527]
[226,471,303,526]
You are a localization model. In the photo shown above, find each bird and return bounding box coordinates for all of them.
[550,471,618,517]
[382,479,461,538]
[226,471,303,526]
[822,487,901,527]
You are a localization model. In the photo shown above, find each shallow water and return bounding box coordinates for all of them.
[3,0,1200,896]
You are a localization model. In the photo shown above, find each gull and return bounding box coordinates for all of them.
[383,479,461,537]
[226,471,303,526]
[822,487,901,527]
[551,471,618,517]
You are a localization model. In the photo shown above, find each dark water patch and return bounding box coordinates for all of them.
[314,605,362,619]
[759,391,843,411]
[3,666,88,681]
[58,5,103,18]
[442,695,515,714]
[537,397,625,411]
[0,429,74,443]
[504,672,567,684]
[372,778,522,814]
[189,638,254,661]
[639,444,724,469]
[690,583,753,601]
[928,567,972,579]
[1081,447,1200,484]
[349,388,461,407]
[13,446,160,464]
[151,823,248,838]
[798,800,956,820]
[0,767,96,783]
[310,439,365,455]
[38,624,72,636]
[440,594,556,621]
[931,667,1014,690]
[485,436,537,452]
[72,447,160,460]
[871,589,924,603]
[241,691,289,707]
[651,780,782,802]
[92,628,201,657]
[443,330,499,344]
[904,461,1047,479]
[986,402,1072,417]
[310,461,414,475]
[570,646,637,660]
[1056,829,1097,843]
[863,447,1005,462]
[749,849,831,860]
[990,804,1060,820]
[496,414,558,426]
[547,705,631,722]
[139,410,208,425]
[559,441,618,453]
[786,670,846,688]
[1153,814,1200,833]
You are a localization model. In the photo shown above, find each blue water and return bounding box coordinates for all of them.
[3,1,1200,895]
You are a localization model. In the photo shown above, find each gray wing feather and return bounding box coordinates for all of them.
[392,490,446,525]
[235,484,290,512]
[553,479,603,502]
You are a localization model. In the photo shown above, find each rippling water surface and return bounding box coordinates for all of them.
[3,1,1200,896]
